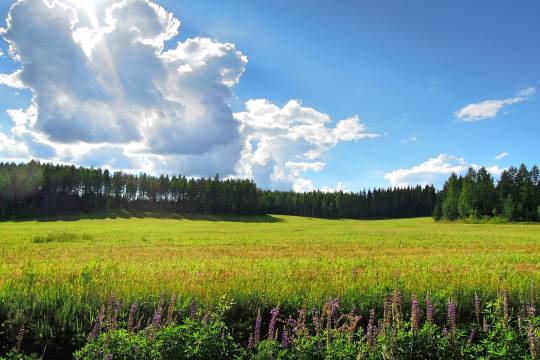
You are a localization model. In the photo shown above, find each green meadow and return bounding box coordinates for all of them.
[2,214,540,308]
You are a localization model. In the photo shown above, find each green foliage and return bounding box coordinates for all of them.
[0,351,34,360]
[442,174,460,220]
[0,161,437,221]
[458,169,475,218]
[437,163,540,222]
[75,298,242,360]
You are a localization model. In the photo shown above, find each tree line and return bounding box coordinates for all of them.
[0,161,437,220]
[434,164,540,221]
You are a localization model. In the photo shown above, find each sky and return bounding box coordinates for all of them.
[0,0,538,192]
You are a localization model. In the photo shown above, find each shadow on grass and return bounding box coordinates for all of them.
[8,210,284,223]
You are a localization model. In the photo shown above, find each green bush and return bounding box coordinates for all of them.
[75,297,243,360]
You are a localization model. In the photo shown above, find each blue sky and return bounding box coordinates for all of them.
[0,0,539,191]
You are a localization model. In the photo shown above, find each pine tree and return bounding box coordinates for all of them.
[458,168,476,218]
[442,174,460,220]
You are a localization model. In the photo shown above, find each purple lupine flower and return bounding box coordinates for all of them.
[107,354,113,360]
[330,298,340,325]
[529,323,538,360]
[482,318,488,333]
[287,316,297,342]
[247,334,254,350]
[254,310,262,345]
[410,295,421,332]
[467,329,476,345]
[295,309,306,336]
[442,327,448,337]
[425,296,434,324]
[127,302,138,334]
[268,307,279,340]
[281,327,289,348]
[152,297,164,329]
[474,292,481,324]
[189,297,197,319]
[447,300,457,333]
[367,309,376,351]
[89,306,105,341]
[503,291,509,328]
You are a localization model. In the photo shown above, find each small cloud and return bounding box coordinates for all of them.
[517,86,536,97]
[401,135,418,144]
[320,182,345,193]
[455,87,536,121]
[384,154,505,188]
[495,152,509,161]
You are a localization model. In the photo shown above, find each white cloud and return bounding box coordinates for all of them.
[401,135,418,144]
[0,0,376,191]
[495,152,509,161]
[234,99,378,191]
[320,182,345,193]
[0,131,31,161]
[518,86,536,97]
[455,87,536,121]
[0,0,247,176]
[384,154,504,188]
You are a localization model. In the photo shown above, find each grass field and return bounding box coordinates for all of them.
[2,214,540,356]
[2,214,540,307]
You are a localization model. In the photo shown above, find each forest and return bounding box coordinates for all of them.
[0,161,436,220]
[434,164,540,221]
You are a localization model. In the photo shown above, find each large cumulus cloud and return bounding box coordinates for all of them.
[235,99,378,191]
[0,0,377,190]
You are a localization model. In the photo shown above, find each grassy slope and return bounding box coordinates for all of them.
[1,214,540,308]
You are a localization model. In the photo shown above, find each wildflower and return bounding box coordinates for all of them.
[467,329,476,344]
[152,296,164,329]
[254,309,262,345]
[281,326,289,348]
[442,327,448,337]
[425,295,434,324]
[127,302,138,334]
[89,306,105,341]
[410,295,421,332]
[268,307,279,340]
[447,300,457,333]
[247,334,254,350]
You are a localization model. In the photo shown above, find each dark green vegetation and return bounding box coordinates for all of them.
[0,161,435,220]
[6,291,540,359]
[435,164,540,222]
